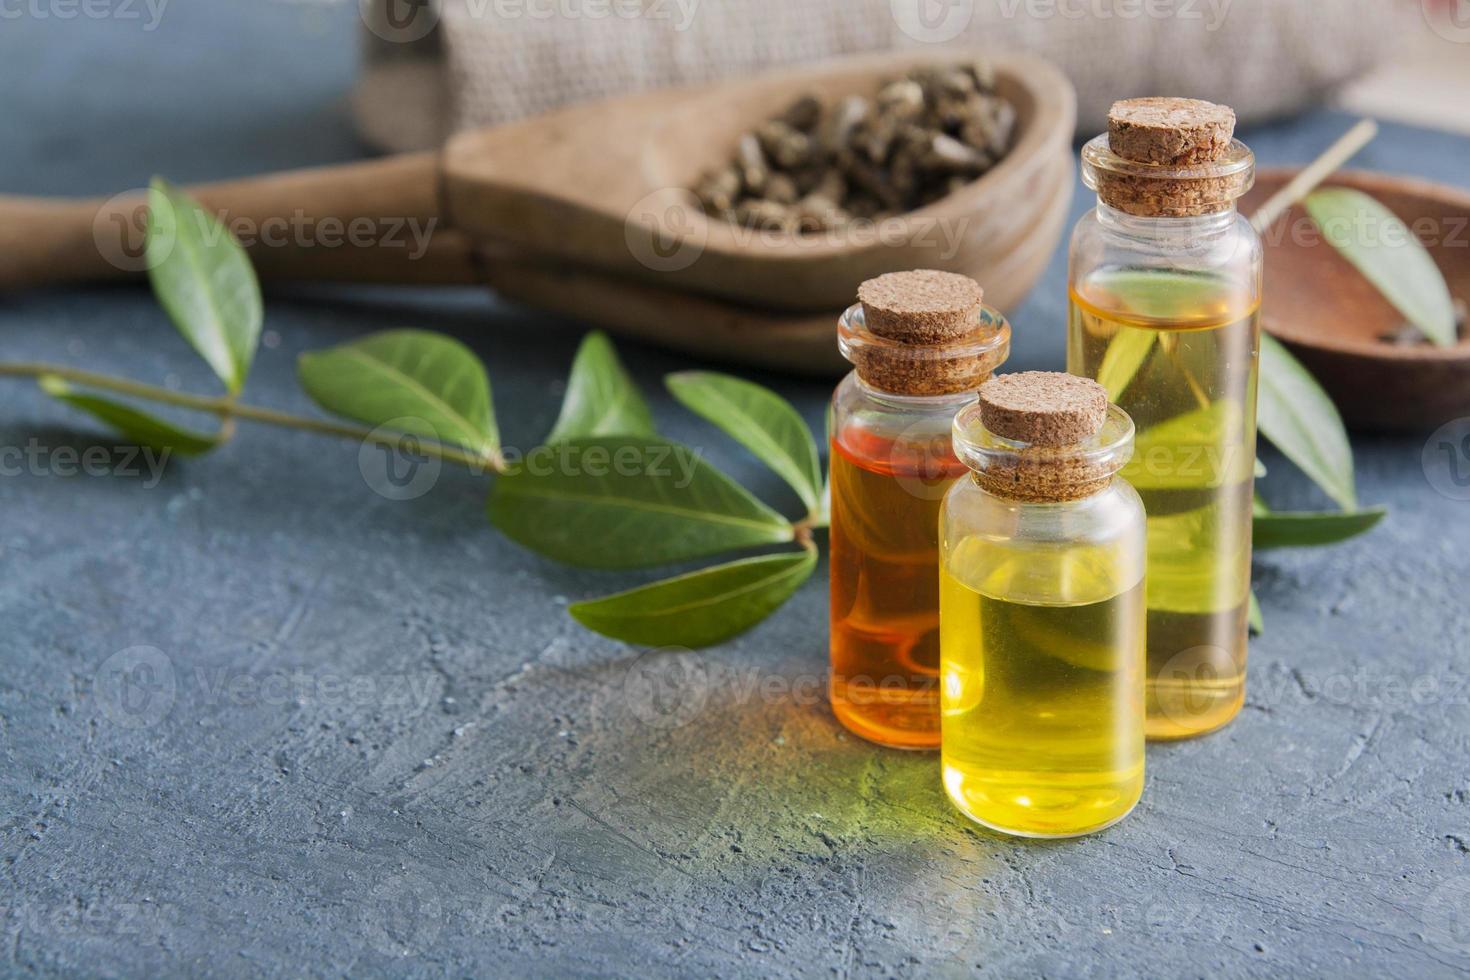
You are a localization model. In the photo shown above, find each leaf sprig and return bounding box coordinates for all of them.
[0,180,1391,647]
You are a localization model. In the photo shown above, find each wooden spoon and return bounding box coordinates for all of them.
[0,50,1074,370]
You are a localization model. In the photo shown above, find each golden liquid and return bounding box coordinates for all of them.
[828,427,967,749]
[940,534,1145,838]
[1068,268,1259,739]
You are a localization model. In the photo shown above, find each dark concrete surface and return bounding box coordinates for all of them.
[2,4,1469,977]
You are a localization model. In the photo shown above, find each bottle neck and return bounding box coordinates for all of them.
[837,302,1011,397]
[851,372,981,410]
[1094,200,1237,242]
[1079,133,1255,222]
[952,402,1136,504]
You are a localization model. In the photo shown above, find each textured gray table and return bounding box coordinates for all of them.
[3,5,1469,978]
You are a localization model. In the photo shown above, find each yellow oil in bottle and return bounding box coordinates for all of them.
[1068,268,1259,739]
[940,535,1145,838]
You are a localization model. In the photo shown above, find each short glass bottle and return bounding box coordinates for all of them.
[829,294,1010,750]
[939,375,1146,837]
[1066,99,1262,739]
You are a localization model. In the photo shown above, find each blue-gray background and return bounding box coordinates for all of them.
[2,2,1468,977]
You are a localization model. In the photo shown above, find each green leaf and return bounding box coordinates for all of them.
[1252,506,1386,549]
[812,481,830,529]
[298,329,498,458]
[546,331,655,443]
[1258,334,1357,510]
[1304,187,1456,346]
[1248,591,1264,635]
[487,435,792,568]
[1122,400,1254,491]
[1096,326,1157,401]
[146,178,263,394]
[569,549,817,647]
[666,371,823,515]
[39,376,218,456]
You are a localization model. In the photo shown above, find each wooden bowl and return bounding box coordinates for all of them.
[1243,168,1470,432]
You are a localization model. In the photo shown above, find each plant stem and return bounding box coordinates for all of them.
[0,361,504,472]
[1249,118,1378,234]
[793,522,815,549]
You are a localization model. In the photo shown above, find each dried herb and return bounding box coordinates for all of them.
[693,61,1016,233]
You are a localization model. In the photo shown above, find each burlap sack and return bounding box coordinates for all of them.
[354,0,1403,153]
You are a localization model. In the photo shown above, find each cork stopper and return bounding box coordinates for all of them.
[1108,98,1235,166]
[957,373,1129,503]
[979,372,1107,446]
[840,271,1007,396]
[858,270,984,343]
[1087,97,1252,217]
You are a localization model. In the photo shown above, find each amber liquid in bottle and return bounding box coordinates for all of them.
[829,423,968,749]
[1068,268,1259,739]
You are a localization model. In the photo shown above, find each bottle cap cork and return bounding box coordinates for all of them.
[857,270,984,343]
[840,270,1007,396]
[1085,97,1253,217]
[955,377,1134,503]
[978,371,1107,447]
[1107,97,1235,166]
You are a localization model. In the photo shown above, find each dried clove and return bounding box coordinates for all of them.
[820,96,870,156]
[734,134,770,199]
[764,173,799,206]
[779,94,823,131]
[757,120,815,170]
[694,166,741,213]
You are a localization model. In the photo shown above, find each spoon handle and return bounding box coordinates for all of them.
[0,152,480,290]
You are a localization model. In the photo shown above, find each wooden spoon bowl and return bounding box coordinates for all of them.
[445,50,1076,312]
[481,149,1075,375]
[1244,168,1470,431]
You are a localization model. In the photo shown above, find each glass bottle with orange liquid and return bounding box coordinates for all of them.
[1066,98,1262,739]
[828,270,1010,749]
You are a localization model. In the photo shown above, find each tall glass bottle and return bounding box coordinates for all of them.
[829,271,1010,749]
[940,372,1146,837]
[1066,98,1262,739]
